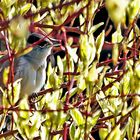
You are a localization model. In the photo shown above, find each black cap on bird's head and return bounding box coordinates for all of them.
[27,33,61,48]
[24,33,61,65]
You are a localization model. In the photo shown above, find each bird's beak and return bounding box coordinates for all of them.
[27,33,61,48]
[49,38,61,47]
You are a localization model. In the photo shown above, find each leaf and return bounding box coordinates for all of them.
[107,124,121,140]
[112,44,119,65]
[7,79,21,105]
[62,87,78,102]
[87,110,101,132]
[79,14,85,32]
[99,128,108,140]
[69,123,76,140]
[86,60,98,82]
[96,30,105,60]
[120,72,130,95]
[127,0,140,23]
[66,45,78,63]
[70,108,84,126]
[127,117,134,140]
[20,3,31,15]
[79,35,89,62]
[88,34,96,65]
[77,75,86,91]
[2,0,17,8]
[40,126,49,140]
[106,0,129,26]
[135,61,140,78]
[10,16,30,39]
[89,22,104,35]
[112,25,123,43]
[91,110,101,126]
[57,56,63,75]
[3,66,9,86]
[18,97,30,119]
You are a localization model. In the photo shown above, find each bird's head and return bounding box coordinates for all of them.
[25,33,60,61]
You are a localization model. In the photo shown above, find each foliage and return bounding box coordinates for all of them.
[0,0,140,139]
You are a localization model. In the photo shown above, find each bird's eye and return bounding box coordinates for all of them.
[39,44,46,48]
[39,41,47,47]
[39,42,51,48]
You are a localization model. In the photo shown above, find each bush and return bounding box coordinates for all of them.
[0,0,140,139]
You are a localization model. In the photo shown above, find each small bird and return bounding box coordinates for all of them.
[0,33,60,133]
[0,33,60,98]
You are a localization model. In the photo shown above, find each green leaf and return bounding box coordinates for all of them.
[99,128,108,140]
[7,79,21,105]
[18,97,30,119]
[86,60,98,82]
[89,22,104,35]
[10,16,30,39]
[96,30,105,60]
[69,123,76,140]
[87,110,101,132]
[112,44,119,65]
[40,126,49,140]
[62,87,78,102]
[77,75,86,91]
[2,0,17,8]
[70,108,84,126]
[74,127,81,140]
[66,45,78,63]
[106,0,129,26]
[127,117,134,140]
[107,124,121,140]
[91,110,101,126]
[2,66,9,86]
[57,56,63,75]
[135,61,140,78]
[112,25,123,43]
[127,0,140,23]
[20,3,31,15]
[79,14,85,32]
[79,35,89,62]
[88,34,96,65]
[120,72,131,95]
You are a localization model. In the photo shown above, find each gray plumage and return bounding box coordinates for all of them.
[0,33,60,97]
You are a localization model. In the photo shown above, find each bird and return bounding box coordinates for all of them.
[0,32,60,98]
[0,32,60,133]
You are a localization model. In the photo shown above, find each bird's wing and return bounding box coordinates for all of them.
[14,57,28,82]
[0,56,26,88]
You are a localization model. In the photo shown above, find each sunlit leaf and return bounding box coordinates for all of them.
[107,124,121,140]
[18,97,30,119]
[77,75,86,91]
[9,16,30,39]
[89,22,104,35]
[112,44,119,65]
[86,60,98,82]
[99,128,108,140]
[66,45,78,63]
[127,0,140,23]
[127,117,134,140]
[96,30,105,60]
[69,122,76,140]
[2,66,9,86]
[70,108,84,126]
[20,3,31,15]
[106,0,129,26]
[57,56,64,75]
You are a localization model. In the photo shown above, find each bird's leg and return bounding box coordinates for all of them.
[28,92,39,110]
